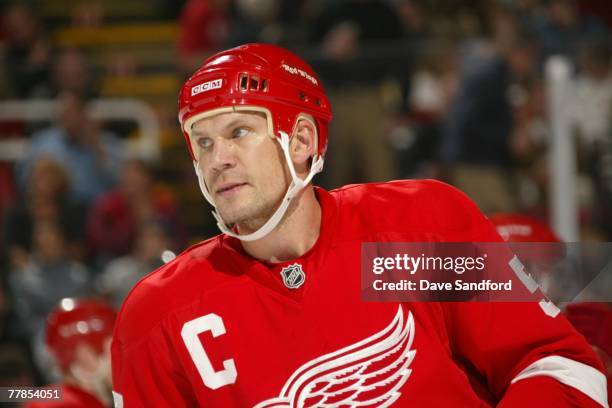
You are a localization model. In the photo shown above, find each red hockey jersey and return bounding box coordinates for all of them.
[111,180,608,407]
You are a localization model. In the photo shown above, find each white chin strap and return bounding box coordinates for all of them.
[194,131,324,242]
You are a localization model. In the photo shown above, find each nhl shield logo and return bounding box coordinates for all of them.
[280,263,305,289]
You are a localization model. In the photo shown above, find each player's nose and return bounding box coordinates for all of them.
[210,137,237,172]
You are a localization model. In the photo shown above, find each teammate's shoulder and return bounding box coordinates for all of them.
[113,235,237,343]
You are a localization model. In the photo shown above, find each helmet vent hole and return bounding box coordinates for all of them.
[299,92,307,101]
[239,73,249,91]
[250,75,259,91]
[315,98,321,106]
[261,78,268,92]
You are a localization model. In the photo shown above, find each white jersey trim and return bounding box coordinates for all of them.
[511,355,608,408]
[112,390,124,408]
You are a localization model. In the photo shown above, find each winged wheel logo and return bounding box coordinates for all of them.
[254,306,416,408]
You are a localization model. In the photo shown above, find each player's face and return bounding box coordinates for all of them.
[192,111,290,229]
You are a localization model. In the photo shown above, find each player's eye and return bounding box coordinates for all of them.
[232,127,250,139]
[196,137,213,149]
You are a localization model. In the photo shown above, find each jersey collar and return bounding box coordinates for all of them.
[220,186,338,303]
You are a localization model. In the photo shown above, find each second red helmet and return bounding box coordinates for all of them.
[46,298,116,371]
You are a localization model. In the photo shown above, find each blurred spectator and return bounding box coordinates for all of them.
[86,159,179,265]
[508,78,550,211]
[226,0,284,46]
[311,0,404,188]
[25,299,115,407]
[568,36,612,240]
[2,3,52,98]
[51,49,96,99]
[389,39,459,178]
[573,37,612,146]
[570,37,612,239]
[70,2,105,28]
[591,131,612,240]
[16,92,122,205]
[9,46,95,99]
[3,157,86,268]
[487,3,523,46]
[440,29,538,212]
[312,0,403,64]
[323,86,400,188]
[393,0,428,41]
[8,222,92,341]
[97,221,170,309]
[177,0,231,75]
[530,0,607,60]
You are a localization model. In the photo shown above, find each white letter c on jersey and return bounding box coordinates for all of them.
[181,314,237,390]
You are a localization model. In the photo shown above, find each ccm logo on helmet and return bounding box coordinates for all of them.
[191,79,223,96]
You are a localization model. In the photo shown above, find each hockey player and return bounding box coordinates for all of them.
[490,212,612,399]
[111,44,608,407]
[27,298,116,407]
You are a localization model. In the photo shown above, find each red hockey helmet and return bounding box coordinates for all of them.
[489,213,564,263]
[46,298,116,371]
[489,213,561,243]
[178,43,332,161]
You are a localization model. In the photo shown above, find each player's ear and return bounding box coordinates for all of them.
[290,117,317,168]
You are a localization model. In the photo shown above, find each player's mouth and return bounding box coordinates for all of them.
[215,182,248,196]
